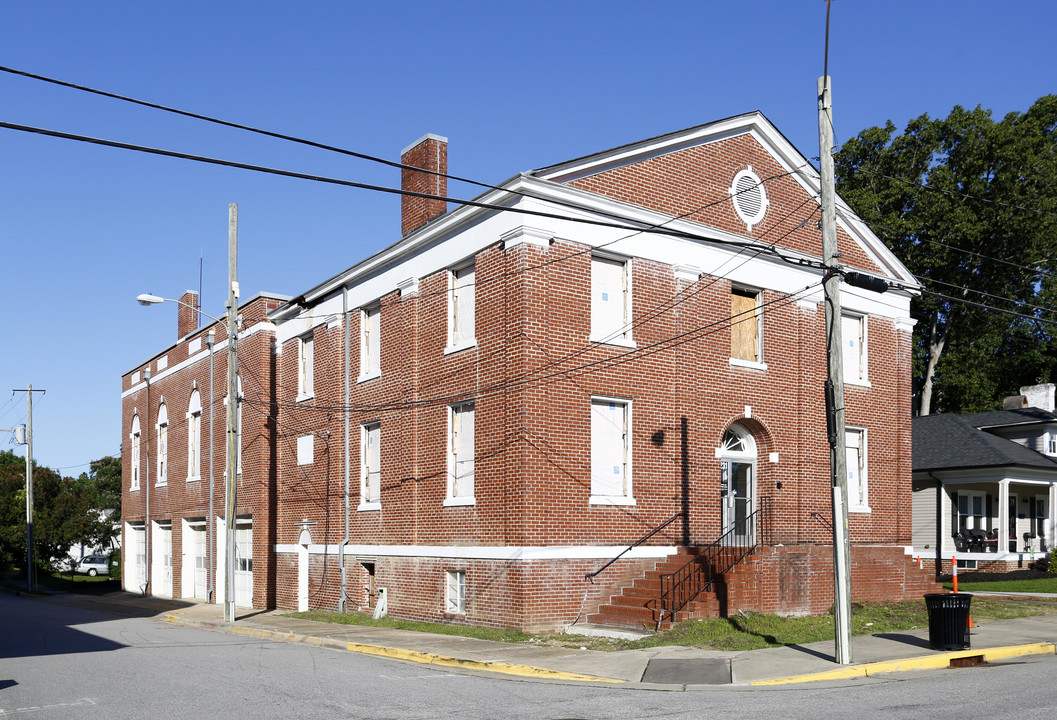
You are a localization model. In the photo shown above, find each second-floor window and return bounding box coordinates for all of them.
[591,255,631,344]
[156,402,168,486]
[130,414,141,491]
[446,402,475,504]
[448,264,476,350]
[730,286,762,364]
[846,427,868,511]
[360,305,381,380]
[361,422,381,508]
[298,334,314,399]
[187,390,202,481]
[842,313,867,383]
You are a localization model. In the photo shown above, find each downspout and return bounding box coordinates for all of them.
[207,329,216,603]
[929,472,943,580]
[339,288,350,612]
[144,369,152,596]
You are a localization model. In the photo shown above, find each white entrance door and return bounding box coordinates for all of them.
[234,521,253,607]
[125,523,146,593]
[152,522,172,598]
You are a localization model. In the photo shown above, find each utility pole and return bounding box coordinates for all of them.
[819,72,852,665]
[14,385,45,593]
[224,203,240,623]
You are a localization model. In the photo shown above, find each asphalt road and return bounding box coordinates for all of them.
[3,593,1057,719]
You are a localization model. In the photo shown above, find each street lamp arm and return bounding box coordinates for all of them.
[136,294,225,324]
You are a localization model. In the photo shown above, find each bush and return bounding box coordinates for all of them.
[1047,549,1057,575]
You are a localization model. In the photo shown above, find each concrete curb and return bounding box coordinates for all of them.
[749,642,1056,685]
[162,613,626,684]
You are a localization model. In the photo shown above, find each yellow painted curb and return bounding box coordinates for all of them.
[162,614,624,684]
[750,642,1056,686]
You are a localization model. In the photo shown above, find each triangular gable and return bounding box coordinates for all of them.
[532,113,915,284]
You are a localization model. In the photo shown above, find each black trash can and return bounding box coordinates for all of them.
[923,593,972,650]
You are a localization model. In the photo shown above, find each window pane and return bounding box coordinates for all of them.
[591,400,627,497]
[842,315,863,381]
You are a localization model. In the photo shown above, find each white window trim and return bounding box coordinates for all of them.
[445,263,477,354]
[129,415,141,492]
[186,390,202,483]
[956,490,987,533]
[589,396,635,506]
[155,402,168,487]
[846,426,870,513]
[445,402,476,506]
[445,569,466,615]
[589,254,637,348]
[842,312,871,387]
[296,334,315,402]
[358,304,381,383]
[730,285,764,365]
[359,421,381,512]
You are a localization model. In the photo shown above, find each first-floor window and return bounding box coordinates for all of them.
[445,569,466,614]
[361,422,381,507]
[957,491,986,532]
[845,428,868,510]
[447,403,475,503]
[590,397,632,503]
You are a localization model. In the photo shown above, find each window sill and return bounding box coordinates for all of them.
[444,339,477,356]
[729,358,768,371]
[130,486,140,492]
[295,393,315,403]
[590,335,636,349]
[155,481,167,488]
[186,476,200,483]
[850,505,872,514]
[444,496,476,507]
[845,378,872,388]
[590,495,637,506]
[357,371,380,384]
[357,502,381,512]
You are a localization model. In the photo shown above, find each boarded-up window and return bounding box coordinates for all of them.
[591,256,629,342]
[591,398,629,498]
[362,422,381,503]
[731,288,760,362]
[361,305,381,377]
[842,314,865,382]
[298,335,314,396]
[846,428,867,508]
[449,403,475,499]
[450,265,475,346]
[445,569,466,614]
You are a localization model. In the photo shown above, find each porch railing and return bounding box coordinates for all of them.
[657,496,771,627]
[585,511,686,582]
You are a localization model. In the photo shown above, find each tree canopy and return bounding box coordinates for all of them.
[835,96,1057,414]
[0,450,119,572]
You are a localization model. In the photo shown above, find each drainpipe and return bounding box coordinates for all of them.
[144,369,152,596]
[339,289,350,612]
[207,329,216,603]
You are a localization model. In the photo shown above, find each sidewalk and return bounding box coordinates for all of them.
[34,590,1057,689]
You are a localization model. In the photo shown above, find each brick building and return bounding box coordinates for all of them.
[122,113,938,631]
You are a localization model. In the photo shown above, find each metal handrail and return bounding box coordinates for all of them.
[585,511,686,582]
[657,497,770,626]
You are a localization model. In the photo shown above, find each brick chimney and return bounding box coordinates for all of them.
[178,290,199,338]
[401,134,448,236]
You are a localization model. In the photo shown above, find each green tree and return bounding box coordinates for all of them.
[836,96,1057,414]
[0,450,116,572]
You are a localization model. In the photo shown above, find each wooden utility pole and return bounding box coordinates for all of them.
[819,72,853,665]
[14,385,45,593]
[224,203,240,623]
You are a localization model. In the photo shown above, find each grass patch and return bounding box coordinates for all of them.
[288,596,1057,653]
[947,577,1057,593]
[285,609,535,644]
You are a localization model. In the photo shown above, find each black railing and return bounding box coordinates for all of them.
[585,511,686,582]
[657,497,771,626]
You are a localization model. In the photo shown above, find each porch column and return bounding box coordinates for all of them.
[998,480,1010,555]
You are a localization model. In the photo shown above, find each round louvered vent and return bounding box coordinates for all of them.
[730,167,768,231]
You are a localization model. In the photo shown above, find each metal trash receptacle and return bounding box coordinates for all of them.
[923,593,972,650]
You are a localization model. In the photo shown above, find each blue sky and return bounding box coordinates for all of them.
[1,1,1053,475]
